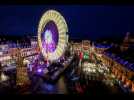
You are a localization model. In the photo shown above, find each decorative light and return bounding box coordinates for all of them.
[131,82,134,92]
[37,68,42,73]
[0,72,8,81]
[124,79,131,88]
[16,67,30,86]
[44,30,53,44]
[38,10,68,61]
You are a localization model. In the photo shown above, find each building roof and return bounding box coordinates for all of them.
[105,46,134,71]
[94,43,112,48]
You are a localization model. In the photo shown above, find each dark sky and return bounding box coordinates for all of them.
[0,5,134,40]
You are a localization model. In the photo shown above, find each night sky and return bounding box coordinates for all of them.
[0,5,134,41]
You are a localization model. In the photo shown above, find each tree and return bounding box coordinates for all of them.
[16,48,30,87]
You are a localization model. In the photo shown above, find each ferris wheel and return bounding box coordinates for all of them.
[38,10,68,62]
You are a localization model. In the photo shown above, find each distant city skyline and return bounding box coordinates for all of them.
[0,5,134,41]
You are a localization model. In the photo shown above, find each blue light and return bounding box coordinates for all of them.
[47,84,53,91]
[124,61,128,65]
[42,83,54,91]
[71,76,79,81]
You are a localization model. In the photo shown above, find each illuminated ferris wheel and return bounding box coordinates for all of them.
[38,10,68,61]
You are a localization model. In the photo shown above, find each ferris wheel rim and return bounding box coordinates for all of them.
[38,10,68,61]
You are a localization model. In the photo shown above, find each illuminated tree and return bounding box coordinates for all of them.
[16,48,30,87]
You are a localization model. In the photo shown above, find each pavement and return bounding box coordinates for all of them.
[17,73,69,94]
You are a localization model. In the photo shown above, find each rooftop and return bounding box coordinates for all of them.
[94,42,112,48]
[105,46,134,71]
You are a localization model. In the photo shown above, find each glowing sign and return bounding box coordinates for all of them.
[83,52,89,59]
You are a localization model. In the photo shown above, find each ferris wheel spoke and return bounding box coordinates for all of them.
[38,10,68,61]
[60,37,66,41]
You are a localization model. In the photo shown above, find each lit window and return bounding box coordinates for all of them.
[131,82,134,92]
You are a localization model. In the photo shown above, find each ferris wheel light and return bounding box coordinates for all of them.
[44,30,53,44]
[37,68,42,73]
[38,10,68,61]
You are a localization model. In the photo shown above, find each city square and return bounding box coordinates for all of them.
[0,6,134,95]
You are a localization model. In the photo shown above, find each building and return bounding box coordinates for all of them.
[72,41,82,56]
[100,34,134,93]
[30,36,38,48]
[93,42,111,54]
[82,40,90,52]
[120,32,134,51]
[0,36,40,71]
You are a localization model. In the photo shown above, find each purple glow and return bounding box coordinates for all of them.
[42,29,56,53]
[41,21,59,53]
[37,68,42,73]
